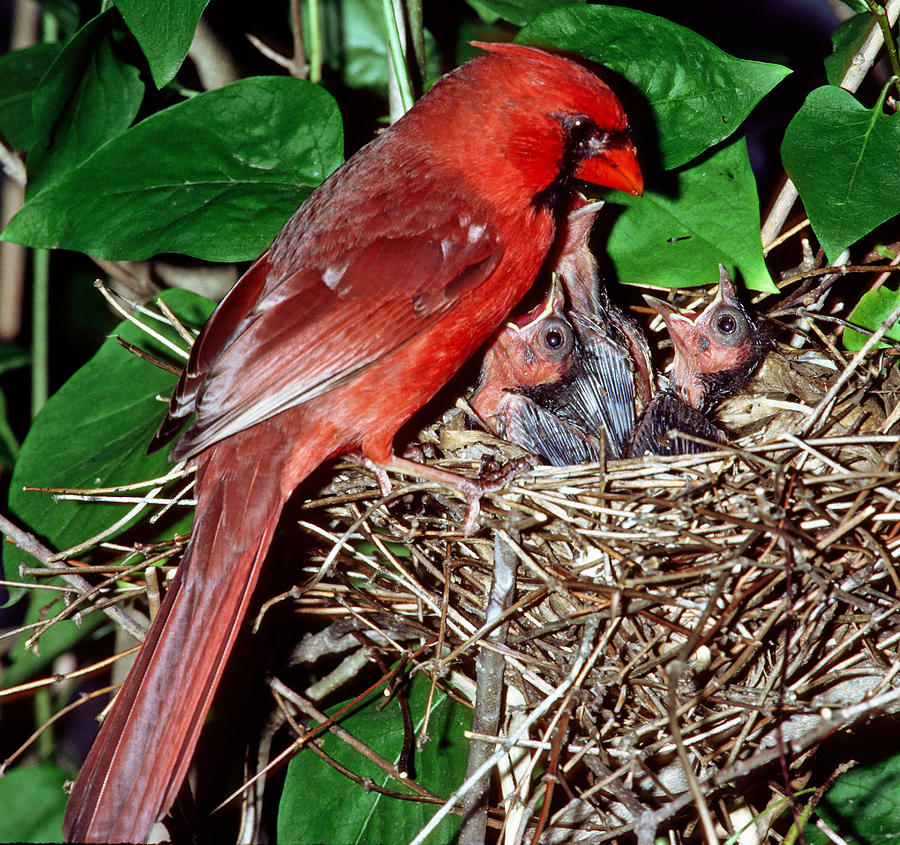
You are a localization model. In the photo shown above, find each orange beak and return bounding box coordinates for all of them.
[574,136,643,196]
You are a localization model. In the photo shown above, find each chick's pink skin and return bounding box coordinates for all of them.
[645,271,758,412]
[474,198,655,462]
[471,276,571,429]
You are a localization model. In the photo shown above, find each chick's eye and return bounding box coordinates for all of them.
[711,306,747,345]
[717,314,737,334]
[539,317,574,359]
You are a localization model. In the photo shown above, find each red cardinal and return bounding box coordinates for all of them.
[472,200,652,463]
[628,267,764,456]
[63,43,641,842]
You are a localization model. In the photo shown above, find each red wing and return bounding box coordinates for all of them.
[150,252,272,451]
[172,205,503,460]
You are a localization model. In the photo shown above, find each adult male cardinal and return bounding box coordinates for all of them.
[628,267,765,456]
[63,43,641,842]
[472,200,652,463]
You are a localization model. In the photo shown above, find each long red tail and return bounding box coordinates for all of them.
[63,421,329,842]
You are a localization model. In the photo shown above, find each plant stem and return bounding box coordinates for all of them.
[289,0,307,79]
[866,0,900,87]
[42,8,58,41]
[405,0,426,85]
[307,0,322,85]
[0,392,19,461]
[30,249,49,418]
[382,0,414,116]
[35,688,53,759]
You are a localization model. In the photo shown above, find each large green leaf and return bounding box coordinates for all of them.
[3,289,214,593]
[467,0,586,27]
[0,763,68,843]
[842,285,900,350]
[605,135,776,292]
[0,43,63,150]
[3,76,343,262]
[26,10,144,197]
[782,84,900,262]
[518,5,790,170]
[806,753,900,844]
[114,0,209,89]
[278,673,469,843]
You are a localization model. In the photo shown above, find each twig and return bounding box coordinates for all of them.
[797,299,900,436]
[459,530,518,844]
[409,616,602,845]
[0,512,147,641]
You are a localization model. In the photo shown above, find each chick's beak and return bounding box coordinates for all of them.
[643,294,697,359]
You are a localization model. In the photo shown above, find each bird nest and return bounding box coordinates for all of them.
[261,313,900,843]
[13,288,900,844]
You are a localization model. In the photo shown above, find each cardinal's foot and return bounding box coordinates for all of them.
[364,452,533,535]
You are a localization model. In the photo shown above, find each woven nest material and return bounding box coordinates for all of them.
[20,288,900,844]
[266,322,900,843]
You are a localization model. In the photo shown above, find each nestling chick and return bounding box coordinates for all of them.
[472,201,653,463]
[629,266,766,456]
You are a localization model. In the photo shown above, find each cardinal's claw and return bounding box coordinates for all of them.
[353,454,394,496]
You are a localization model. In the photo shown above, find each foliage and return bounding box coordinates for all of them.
[277,673,470,843]
[0,1,898,842]
[805,754,900,844]
[3,289,209,600]
[0,763,67,843]
[843,284,900,349]
[783,81,900,261]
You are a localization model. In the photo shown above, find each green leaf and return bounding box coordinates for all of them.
[3,77,343,262]
[278,673,470,843]
[0,763,68,843]
[1,587,104,689]
[467,0,586,27]
[782,84,900,261]
[519,5,790,169]
[0,43,63,150]
[605,135,777,292]
[114,0,209,88]
[805,753,900,844]
[837,0,870,12]
[3,289,214,596]
[842,285,900,350]
[824,13,873,87]
[26,10,144,197]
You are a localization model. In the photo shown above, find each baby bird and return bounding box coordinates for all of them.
[472,200,653,464]
[629,266,766,456]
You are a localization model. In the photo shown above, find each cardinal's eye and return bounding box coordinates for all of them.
[565,115,603,155]
[539,317,574,359]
